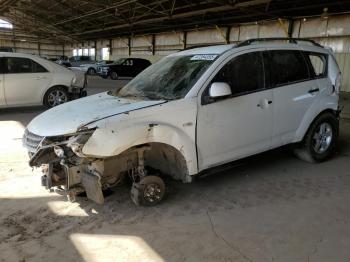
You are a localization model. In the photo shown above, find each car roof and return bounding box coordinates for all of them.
[129,58,151,62]
[172,41,328,57]
[0,52,42,58]
[172,44,235,56]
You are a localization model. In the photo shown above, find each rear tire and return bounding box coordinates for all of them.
[87,68,96,75]
[110,71,118,80]
[43,86,69,108]
[294,112,338,163]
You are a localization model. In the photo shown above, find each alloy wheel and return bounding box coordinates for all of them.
[312,122,333,154]
[47,90,68,107]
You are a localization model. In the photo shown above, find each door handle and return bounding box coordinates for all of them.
[257,99,272,108]
[35,76,46,80]
[308,88,319,94]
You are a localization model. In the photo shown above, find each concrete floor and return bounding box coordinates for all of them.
[0,77,350,262]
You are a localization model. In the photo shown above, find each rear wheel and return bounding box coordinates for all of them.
[87,68,96,75]
[110,71,118,80]
[43,86,69,108]
[294,112,338,163]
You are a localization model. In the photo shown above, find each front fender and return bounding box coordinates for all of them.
[82,123,198,175]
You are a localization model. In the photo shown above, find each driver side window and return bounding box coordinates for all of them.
[212,51,265,96]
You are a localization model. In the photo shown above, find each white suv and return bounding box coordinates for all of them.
[23,38,341,205]
[0,52,87,108]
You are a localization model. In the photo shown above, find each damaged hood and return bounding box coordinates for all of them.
[27,92,165,137]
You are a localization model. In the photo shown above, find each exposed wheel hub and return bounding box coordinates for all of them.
[144,183,162,203]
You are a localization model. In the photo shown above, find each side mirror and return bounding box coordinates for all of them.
[209,82,232,98]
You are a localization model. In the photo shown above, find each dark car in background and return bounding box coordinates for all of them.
[97,58,151,80]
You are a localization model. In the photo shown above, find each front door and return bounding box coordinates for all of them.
[4,57,52,106]
[197,51,273,171]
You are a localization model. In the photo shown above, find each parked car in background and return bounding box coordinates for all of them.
[55,56,71,67]
[0,52,87,108]
[80,60,114,75]
[68,56,95,67]
[23,39,341,206]
[56,56,95,68]
[0,46,14,52]
[97,58,151,80]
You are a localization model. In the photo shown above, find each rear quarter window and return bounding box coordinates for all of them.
[306,52,328,78]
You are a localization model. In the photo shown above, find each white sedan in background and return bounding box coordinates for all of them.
[0,52,87,108]
[79,60,114,75]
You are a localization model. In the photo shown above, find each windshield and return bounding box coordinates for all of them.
[114,54,217,100]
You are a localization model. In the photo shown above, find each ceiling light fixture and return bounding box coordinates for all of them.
[321,7,329,19]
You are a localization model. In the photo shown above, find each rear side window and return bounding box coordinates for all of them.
[124,59,133,66]
[5,57,48,73]
[268,50,309,87]
[212,51,265,95]
[32,60,48,73]
[307,53,327,78]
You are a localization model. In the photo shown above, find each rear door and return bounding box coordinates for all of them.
[4,57,52,106]
[123,59,135,77]
[267,50,319,147]
[134,59,147,75]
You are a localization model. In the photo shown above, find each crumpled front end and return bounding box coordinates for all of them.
[22,128,124,204]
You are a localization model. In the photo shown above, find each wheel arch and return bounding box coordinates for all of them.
[87,67,96,74]
[296,108,339,143]
[82,124,198,178]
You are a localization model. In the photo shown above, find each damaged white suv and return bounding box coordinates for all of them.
[23,38,341,205]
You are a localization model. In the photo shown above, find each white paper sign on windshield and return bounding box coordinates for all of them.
[190,54,218,61]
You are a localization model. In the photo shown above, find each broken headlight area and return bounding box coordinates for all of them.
[27,129,104,202]
[28,130,94,167]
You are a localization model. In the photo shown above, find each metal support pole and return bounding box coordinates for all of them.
[151,34,155,55]
[226,26,231,44]
[183,31,187,49]
[128,37,131,56]
[288,19,294,38]
[109,39,113,56]
[94,40,97,60]
[38,40,41,56]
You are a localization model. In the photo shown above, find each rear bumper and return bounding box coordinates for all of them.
[70,73,88,99]
[70,88,87,99]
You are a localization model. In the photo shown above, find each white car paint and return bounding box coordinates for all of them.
[27,92,165,136]
[0,52,86,108]
[25,42,341,178]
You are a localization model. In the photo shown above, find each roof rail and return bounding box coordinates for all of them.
[182,44,219,51]
[236,38,323,48]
